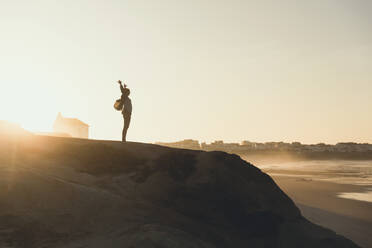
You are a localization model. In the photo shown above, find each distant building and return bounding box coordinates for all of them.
[156,139,372,155]
[53,113,89,139]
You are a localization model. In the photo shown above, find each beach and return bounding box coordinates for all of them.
[254,160,372,248]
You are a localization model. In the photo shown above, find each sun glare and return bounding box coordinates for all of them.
[1,82,57,133]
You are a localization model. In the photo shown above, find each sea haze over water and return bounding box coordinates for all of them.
[257,160,372,203]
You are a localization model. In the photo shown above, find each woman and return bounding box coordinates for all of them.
[118,80,132,142]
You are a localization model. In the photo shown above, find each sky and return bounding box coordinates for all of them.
[0,0,371,144]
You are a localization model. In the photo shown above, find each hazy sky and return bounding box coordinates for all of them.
[1,0,371,144]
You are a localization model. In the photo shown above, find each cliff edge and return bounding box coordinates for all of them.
[0,130,359,247]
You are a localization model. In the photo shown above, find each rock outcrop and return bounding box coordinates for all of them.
[0,132,359,248]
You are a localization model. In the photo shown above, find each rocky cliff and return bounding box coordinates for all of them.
[0,130,359,247]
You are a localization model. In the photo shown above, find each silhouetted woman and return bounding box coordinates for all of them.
[118,80,132,142]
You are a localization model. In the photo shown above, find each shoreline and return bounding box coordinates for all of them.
[271,174,372,247]
[297,203,372,248]
[271,174,372,221]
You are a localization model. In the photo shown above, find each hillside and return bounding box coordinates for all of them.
[0,129,359,247]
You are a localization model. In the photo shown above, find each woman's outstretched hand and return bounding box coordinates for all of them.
[118,80,128,88]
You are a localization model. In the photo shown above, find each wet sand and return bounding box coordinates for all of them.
[271,175,372,248]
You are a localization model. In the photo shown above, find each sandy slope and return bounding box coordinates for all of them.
[0,132,359,248]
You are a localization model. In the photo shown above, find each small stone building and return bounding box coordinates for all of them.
[53,113,89,139]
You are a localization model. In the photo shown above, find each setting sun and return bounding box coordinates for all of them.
[0,82,58,132]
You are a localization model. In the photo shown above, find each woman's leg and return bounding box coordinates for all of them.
[122,113,131,142]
